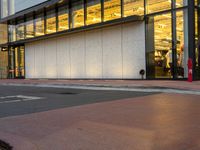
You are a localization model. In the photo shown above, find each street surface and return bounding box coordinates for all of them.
[0,85,154,118]
[0,84,200,150]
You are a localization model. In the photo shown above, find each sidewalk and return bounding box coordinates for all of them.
[0,79,200,91]
[0,93,200,150]
[0,80,200,150]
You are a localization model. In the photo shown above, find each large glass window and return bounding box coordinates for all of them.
[123,0,144,17]
[35,13,44,37]
[71,1,84,28]
[195,0,199,6]
[176,10,188,78]
[176,0,187,8]
[25,16,34,39]
[104,0,121,21]
[86,0,101,25]
[16,20,25,41]
[8,23,16,42]
[0,24,8,44]
[195,9,200,79]
[46,9,56,34]
[146,13,172,78]
[58,5,69,31]
[146,0,171,14]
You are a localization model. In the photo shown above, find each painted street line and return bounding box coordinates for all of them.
[0,95,44,104]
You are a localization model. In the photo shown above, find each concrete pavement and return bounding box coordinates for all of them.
[0,93,200,150]
[0,79,200,150]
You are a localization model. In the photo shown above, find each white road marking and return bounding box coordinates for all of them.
[0,95,44,104]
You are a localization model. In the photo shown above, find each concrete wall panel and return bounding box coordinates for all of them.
[44,38,57,78]
[70,33,85,78]
[25,21,145,79]
[25,43,35,78]
[34,40,45,78]
[85,29,103,78]
[102,25,122,78]
[56,36,71,78]
[122,22,146,79]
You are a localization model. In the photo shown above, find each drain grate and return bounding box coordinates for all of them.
[0,140,12,150]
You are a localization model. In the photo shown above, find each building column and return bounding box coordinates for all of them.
[188,0,196,79]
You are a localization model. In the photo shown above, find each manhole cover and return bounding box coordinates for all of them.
[0,140,12,150]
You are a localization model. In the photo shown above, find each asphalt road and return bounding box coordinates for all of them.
[0,85,156,118]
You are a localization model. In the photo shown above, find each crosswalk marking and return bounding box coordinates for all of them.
[0,95,44,104]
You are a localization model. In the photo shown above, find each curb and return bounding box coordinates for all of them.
[1,83,200,95]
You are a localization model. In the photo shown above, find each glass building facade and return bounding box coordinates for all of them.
[0,0,199,80]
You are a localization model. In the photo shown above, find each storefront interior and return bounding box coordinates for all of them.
[0,0,199,79]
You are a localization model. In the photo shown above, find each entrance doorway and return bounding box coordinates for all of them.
[8,46,25,79]
[146,11,188,79]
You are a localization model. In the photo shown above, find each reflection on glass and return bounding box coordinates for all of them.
[71,1,84,28]
[58,5,69,31]
[104,0,121,21]
[195,0,198,6]
[46,9,56,34]
[176,0,187,8]
[13,46,25,78]
[176,10,187,78]
[124,0,144,17]
[9,24,16,42]
[0,23,8,44]
[25,16,34,39]
[86,0,101,25]
[147,0,171,14]
[195,9,200,79]
[35,13,44,36]
[16,20,25,40]
[146,13,172,78]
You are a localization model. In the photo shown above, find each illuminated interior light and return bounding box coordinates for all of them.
[113,13,121,16]
[167,0,171,3]
[35,32,44,35]
[59,26,68,29]
[137,7,144,11]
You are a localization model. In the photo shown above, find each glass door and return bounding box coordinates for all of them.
[146,11,188,79]
[8,46,25,79]
[146,13,173,78]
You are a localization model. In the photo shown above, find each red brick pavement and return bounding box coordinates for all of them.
[0,93,200,150]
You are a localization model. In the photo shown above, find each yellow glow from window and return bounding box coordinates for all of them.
[35,17,44,36]
[46,16,56,34]
[16,23,25,40]
[147,0,171,14]
[124,0,144,17]
[86,0,101,25]
[104,0,121,22]
[26,20,34,38]
[71,2,84,28]
[58,13,69,31]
